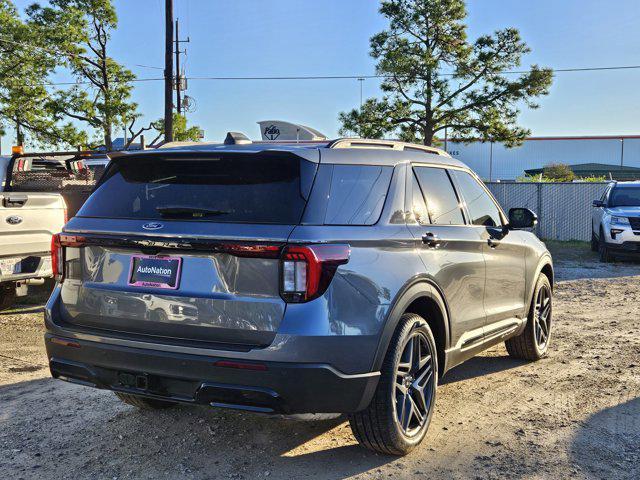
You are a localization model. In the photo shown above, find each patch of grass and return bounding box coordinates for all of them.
[544,240,590,249]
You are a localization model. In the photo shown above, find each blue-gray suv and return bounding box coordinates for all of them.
[45,137,554,455]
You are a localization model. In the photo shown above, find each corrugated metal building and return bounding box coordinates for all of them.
[446,135,640,180]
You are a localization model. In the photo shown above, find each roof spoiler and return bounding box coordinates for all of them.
[224,132,252,145]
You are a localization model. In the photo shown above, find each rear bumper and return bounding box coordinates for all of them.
[45,334,379,414]
[0,253,52,283]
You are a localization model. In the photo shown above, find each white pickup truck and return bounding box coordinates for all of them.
[0,155,66,309]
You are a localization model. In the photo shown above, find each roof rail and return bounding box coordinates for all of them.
[327,138,449,156]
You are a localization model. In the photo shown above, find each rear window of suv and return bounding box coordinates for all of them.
[77,153,316,224]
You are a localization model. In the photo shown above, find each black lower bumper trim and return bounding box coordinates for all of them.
[605,241,640,254]
[46,334,379,414]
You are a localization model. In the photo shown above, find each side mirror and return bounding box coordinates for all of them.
[509,208,538,229]
[592,200,605,208]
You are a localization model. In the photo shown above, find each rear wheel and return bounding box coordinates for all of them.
[0,284,17,311]
[115,392,176,410]
[505,273,552,361]
[349,313,437,456]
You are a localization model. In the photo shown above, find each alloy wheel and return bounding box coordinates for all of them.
[534,285,552,350]
[394,330,435,437]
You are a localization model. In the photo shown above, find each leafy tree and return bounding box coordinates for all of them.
[339,0,553,146]
[139,113,202,147]
[543,163,575,182]
[0,0,84,148]
[27,0,138,151]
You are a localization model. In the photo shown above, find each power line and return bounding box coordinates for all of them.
[134,63,164,70]
[3,58,640,89]
[0,36,165,71]
[4,34,640,80]
[186,65,640,80]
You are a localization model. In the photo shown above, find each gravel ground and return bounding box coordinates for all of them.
[1,244,639,480]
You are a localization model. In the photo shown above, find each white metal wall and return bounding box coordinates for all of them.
[486,182,610,241]
[448,137,640,180]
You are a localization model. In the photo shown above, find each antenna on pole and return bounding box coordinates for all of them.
[357,78,365,111]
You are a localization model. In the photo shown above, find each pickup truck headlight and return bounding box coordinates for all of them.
[610,216,630,227]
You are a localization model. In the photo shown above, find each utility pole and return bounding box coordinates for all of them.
[175,19,190,115]
[164,0,174,143]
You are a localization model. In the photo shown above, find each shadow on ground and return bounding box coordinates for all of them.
[570,396,640,479]
[441,354,528,385]
[0,378,397,480]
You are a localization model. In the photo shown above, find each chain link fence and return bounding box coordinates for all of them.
[486,182,610,241]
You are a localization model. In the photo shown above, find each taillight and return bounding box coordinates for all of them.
[281,245,350,303]
[51,233,86,282]
[51,234,64,282]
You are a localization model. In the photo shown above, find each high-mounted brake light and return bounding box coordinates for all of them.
[281,245,350,303]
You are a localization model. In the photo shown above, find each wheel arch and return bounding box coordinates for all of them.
[372,277,451,377]
[526,256,554,317]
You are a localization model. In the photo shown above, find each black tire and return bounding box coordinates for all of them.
[598,229,613,263]
[349,313,438,456]
[590,230,598,252]
[0,284,17,311]
[151,309,168,322]
[505,273,552,361]
[114,392,176,410]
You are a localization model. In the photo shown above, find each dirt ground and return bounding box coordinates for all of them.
[1,243,639,480]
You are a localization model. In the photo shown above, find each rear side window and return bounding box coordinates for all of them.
[411,173,429,225]
[322,165,393,225]
[413,167,464,225]
[78,154,315,224]
[451,170,503,227]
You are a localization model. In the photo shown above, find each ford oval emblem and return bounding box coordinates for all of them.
[142,222,164,230]
[6,215,22,225]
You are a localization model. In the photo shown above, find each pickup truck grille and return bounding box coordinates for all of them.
[629,217,640,230]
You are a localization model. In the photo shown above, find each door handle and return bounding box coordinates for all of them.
[422,232,442,248]
[2,194,28,208]
[488,237,501,248]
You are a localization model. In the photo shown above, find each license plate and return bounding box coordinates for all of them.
[0,257,22,275]
[128,255,182,289]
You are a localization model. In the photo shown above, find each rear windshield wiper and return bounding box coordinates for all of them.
[156,206,231,218]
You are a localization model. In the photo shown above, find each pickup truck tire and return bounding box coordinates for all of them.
[348,313,437,456]
[0,285,17,311]
[598,228,614,263]
[114,392,177,410]
[590,230,598,252]
[505,273,552,361]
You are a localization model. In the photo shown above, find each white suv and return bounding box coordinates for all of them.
[592,181,640,262]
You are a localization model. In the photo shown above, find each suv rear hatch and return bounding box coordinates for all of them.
[57,150,318,349]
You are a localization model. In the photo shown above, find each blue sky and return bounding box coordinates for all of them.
[4,0,640,152]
